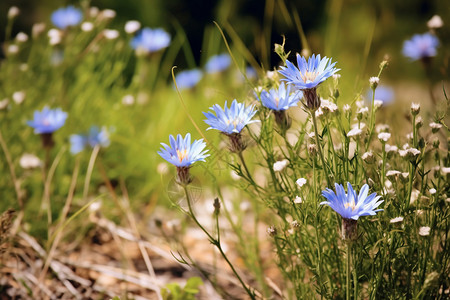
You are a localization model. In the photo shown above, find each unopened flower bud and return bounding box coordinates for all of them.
[411,103,420,116]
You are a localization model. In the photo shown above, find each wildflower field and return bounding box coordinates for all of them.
[0,1,449,299]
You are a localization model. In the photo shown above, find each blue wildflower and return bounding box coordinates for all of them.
[203,100,258,135]
[70,126,110,154]
[175,69,203,90]
[260,82,301,111]
[51,6,83,29]
[366,86,394,105]
[205,54,231,74]
[158,133,209,168]
[402,33,439,61]
[245,66,257,79]
[27,106,67,134]
[321,183,383,221]
[279,54,339,110]
[279,54,339,90]
[131,28,171,53]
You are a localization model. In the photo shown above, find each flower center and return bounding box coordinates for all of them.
[176,149,188,162]
[274,96,280,108]
[300,71,318,83]
[345,200,356,211]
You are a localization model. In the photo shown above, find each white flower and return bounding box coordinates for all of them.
[100,9,116,19]
[122,94,135,106]
[347,127,363,137]
[8,6,20,19]
[378,132,391,142]
[411,102,420,115]
[427,15,443,29]
[386,170,401,177]
[48,29,62,45]
[32,23,46,38]
[429,188,436,195]
[401,172,409,179]
[89,200,102,212]
[343,104,351,113]
[266,71,276,80]
[125,20,141,34]
[369,76,379,87]
[429,122,442,130]
[332,74,341,80]
[390,217,404,224]
[357,107,369,115]
[81,22,94,32]
[0,99,9,110]
[19,153,42,169]
[89,7,100,18]
[103,29,119,40]
[356,100,365,108]
[385,144,398,153]
[441,167,450,174]
[16,32,28,42]
[376,124,389,133]
[230,170,240,181]
[12,91,25,104]
[419,226,431,236]
[410,189,420,204]
[273,159,289,172]
[399,148,420,158]
[315,107,324,117]
[296,178,307,188]
[7,44,19,54]
[294,196,302,204]
[374,100,383,109]
[156,162,169,175]
[321,99,338,113]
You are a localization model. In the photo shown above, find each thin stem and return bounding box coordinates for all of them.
[347,242,352,300]
[312,111,332,187]
[366,87,376,151]
[82,146,100,201]
[0,127,23,209]
[182,184,256,299]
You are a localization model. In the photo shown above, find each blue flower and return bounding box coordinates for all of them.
[203,100,259,135]
[51,6,83,29]
[175,69,203,90]
[131,28,171,53]
[205,54,231,74]
[260,82,302,111]
[158,133,209,167]
[27,106,68,134]
[279,54,340,90]
[321,183,383,220]
[70,126,110,154]
[402,33,439,61]
[366,86,394,105]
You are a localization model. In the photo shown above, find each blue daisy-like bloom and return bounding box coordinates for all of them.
[279,53,340,90]
[260,82,302,111]
[402,33,439,61]
[366,86,394,105]
[27,106,68,134]
[130,28,171,53]
[70,126,110,154]
[158,133,209,167]
[175,69,203,90]
[203,99,259,135]
[321,183,383,220]
[51,6,83,29]
[205,54,231,74]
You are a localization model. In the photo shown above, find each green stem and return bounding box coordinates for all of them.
[312,111,332,187]
[347,241,352,300]
[182,185,256,299]
[366,87,376,151]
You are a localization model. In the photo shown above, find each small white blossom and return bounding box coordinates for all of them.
[8,6,20,19]
[12,91,26,104]
[429,188,436,195]
[100,9,116,19]
[374,100,383,109]
[103,29,119,40]
[347,127,363,137]
[81,22,94,32]
[399,148,420,158]
[294,196,302,204]
[273,159,289,172]
[369,76,379,88]
[386,170,401,177]
[7,44,19,54]
[48,29,62,45]
[401,172,409,179]
[356,100,365,108]
[419,226,431,236]
[385,144,398,153]
[296,178,307,188]
[441,167,450,174]
[266,71,276,80]
[156,162,169,175]
[427,15,444,29]
[32,23,46,38]
[19,153,42,169]
[125,20,141,34]
[315,107,324,117]
[376,124,389,133]
[332,74,341,80]
[429,122,442,132]
[321,99,338,113]
[89,200,102,212]
[378,132,391,142]
[230,170,240,181]
[411,102,420,115]
[410,189,420,204]
[390,217,404,224]
[89,6,100,18]
[357,107,369,115]
[0,99,9,110]
[122,94,135,106]
[343,104,351,113]
[16,32,28,42]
